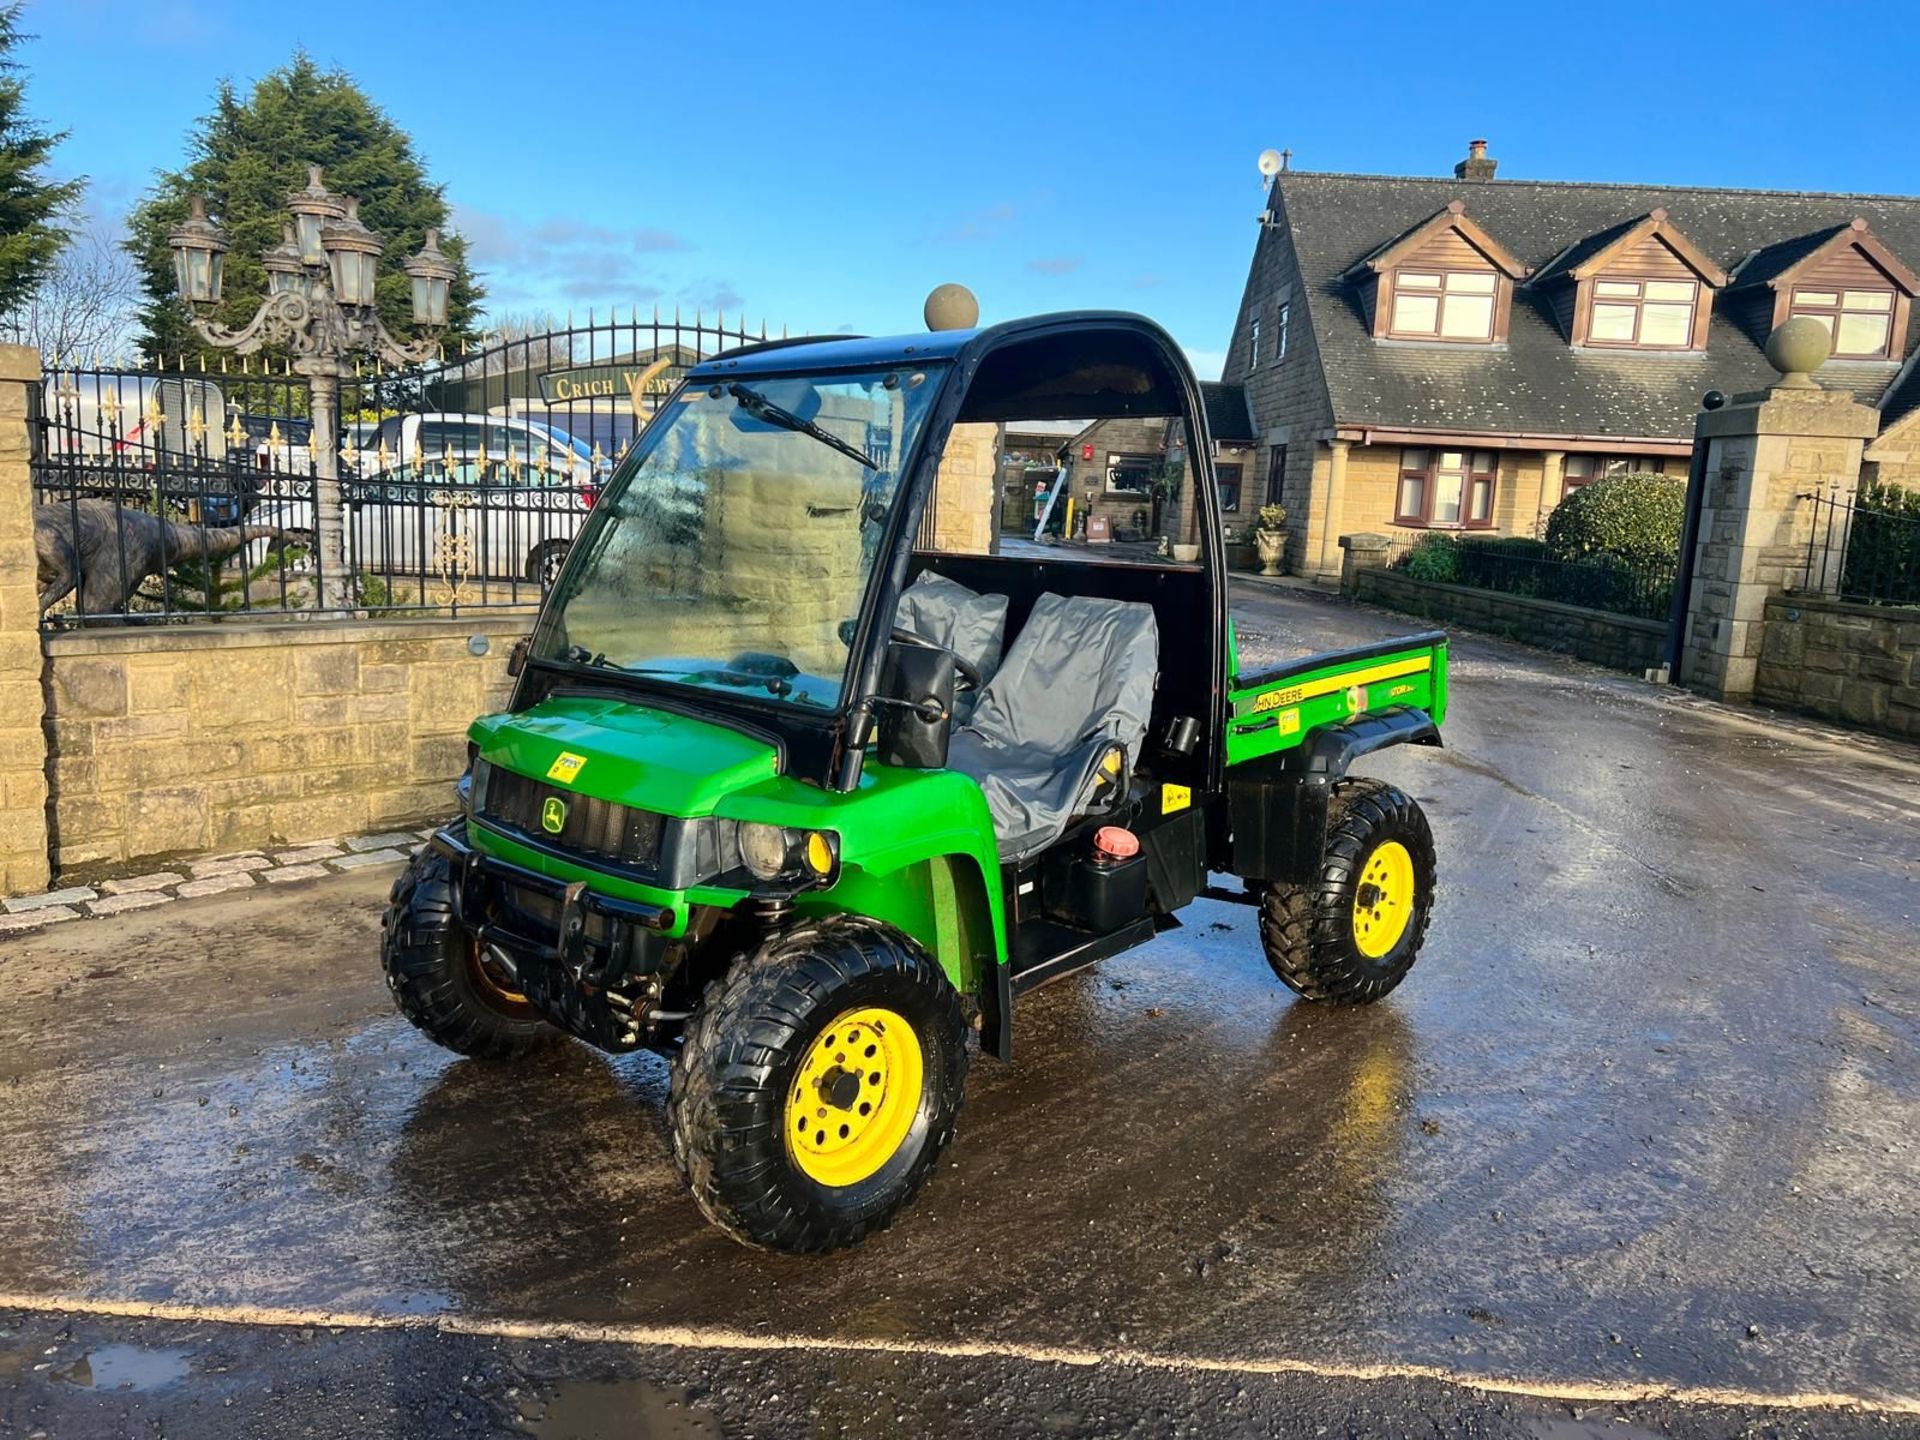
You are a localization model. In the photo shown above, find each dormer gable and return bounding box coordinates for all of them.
[1343,201,1530,344]
[1537,210,1728,351]
[1733,218,1918,361]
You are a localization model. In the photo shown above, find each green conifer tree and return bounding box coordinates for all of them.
[127,52,480,362]
[0,4,81,317]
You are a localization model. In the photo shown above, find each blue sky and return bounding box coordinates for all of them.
[22,0,1920,377]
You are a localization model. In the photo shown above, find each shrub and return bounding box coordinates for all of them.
[1399,533,1460,583]
[1545,473,1686,569]
[1841,478,1920,606]
[1257,504,1287,531]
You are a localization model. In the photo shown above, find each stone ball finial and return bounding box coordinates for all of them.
[1765,316,1832,388]
[924,283,979,332]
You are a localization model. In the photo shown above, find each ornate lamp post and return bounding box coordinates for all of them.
[167,165,453,609]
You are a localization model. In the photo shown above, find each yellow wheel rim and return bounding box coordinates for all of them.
[786,1006,924,1188]
[1352,840,1416,959]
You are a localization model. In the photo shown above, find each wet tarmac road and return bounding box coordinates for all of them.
[1,580,1916,1436]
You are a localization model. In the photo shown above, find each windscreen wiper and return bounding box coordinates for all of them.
[729,383,876,471]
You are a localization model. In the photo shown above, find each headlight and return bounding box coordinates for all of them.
[738,823,790,880]
[734,823,839,885]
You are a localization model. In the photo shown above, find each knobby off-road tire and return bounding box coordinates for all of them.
[667,915,969,1253]
[1259,777,1435,1003]
[381,848,560,1059]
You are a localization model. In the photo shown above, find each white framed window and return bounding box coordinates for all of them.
[1585,277,1699,349]
[1276,302,1290,362]
[1248,315,1261,368]
[1790,286,1895,358]
[1389,269,1497,341]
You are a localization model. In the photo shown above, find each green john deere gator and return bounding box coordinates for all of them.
[382,305,1446,1253]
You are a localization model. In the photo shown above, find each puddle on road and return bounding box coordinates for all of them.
[1525,1416,1670,1440]
[522,1377,723,1439]
[49,1343,193,1391]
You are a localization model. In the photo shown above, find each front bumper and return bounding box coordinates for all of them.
[429,823,677,1049]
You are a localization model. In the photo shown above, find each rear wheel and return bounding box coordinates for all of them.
[528,539,569,592]
[1258,778,1435,1003]
[381,847,560,1058]
[667,915,968,1253]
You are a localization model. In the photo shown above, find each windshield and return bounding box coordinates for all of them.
[529,420,593,462]
[533,364,946,711]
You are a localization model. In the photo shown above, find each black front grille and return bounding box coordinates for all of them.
[477,764,664,869]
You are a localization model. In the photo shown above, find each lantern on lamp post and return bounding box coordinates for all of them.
[166,196,228,305]
[165,167,455,612]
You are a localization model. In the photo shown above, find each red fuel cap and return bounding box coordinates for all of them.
[1094,826,1140,859]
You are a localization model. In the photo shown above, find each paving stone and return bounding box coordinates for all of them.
[331,849,406,871]
[0,906,81,933]
[271,844,344,865]
[189,855,275,879]
[99,872,186,896]
[4,886,99,913]
[88,892,175,917]
[175,872,259,899]
[344,832,421,853]
[265,864,330,884]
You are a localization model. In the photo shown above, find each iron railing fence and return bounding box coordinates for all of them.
[1387,532,1677,621]
[33,312,783,628]
[1803,485,1920,609]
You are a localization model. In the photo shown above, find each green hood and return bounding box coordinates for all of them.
[470,695,780,818]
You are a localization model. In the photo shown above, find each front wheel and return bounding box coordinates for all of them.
[667,916,969,1253]
[381,848,560,1058]
[1258,778,1435,1003]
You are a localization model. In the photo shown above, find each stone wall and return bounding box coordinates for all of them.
[0,345,47,894]
[1061,416,1168,540]
[43,615,532,874]
[1754,596,1920,740]
[926,421,998,555]
[1356,567,1667,674]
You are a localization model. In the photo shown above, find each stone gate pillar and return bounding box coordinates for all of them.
[0,344,49,893]
[1679,322,1880,701]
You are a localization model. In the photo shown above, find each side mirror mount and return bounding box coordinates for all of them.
[506,635,531,678]
[874,639,955,770]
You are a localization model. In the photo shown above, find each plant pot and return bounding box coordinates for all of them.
[1171,542,1200,564]
[1255,528,1285,576]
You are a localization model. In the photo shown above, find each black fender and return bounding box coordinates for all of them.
[1227,706,1441,886]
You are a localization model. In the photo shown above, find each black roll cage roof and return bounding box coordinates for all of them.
[523,312,1230,795]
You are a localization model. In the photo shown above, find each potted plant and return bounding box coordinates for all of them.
[1150,456,1202,563]
[1255,504,1287,575]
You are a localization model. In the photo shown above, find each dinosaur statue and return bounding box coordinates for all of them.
[36,499,295,616]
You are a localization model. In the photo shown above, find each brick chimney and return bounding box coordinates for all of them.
[1455,138,1498,181]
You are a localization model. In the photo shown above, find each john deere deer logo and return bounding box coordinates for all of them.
[541,796,568,834]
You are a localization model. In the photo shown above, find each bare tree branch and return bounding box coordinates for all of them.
[1,219,142,363]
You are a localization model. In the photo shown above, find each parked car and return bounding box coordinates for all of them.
[242,457,593,592]
[359,413,595,488]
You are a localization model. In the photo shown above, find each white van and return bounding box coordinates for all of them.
[358,412,595,486]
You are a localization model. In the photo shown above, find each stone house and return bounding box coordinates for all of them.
[1055,383,1258,545]
[1224,140,1920,577]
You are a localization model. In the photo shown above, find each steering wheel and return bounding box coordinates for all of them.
[890,627,983,693]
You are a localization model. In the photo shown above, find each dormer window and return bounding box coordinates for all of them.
[1741,218,1916,364]
[1389,269,1498,341]
[1587,278,1700,349]
[1343,200,1532,347]
[1789,286,1895,358]
[1546,209,1727,353]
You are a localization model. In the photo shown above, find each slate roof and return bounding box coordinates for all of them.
[1274,172,1920,440]
[1201,381,1256,443]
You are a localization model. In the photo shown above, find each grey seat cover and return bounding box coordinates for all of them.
[894,571,1009,721]
[947,592,1159,861]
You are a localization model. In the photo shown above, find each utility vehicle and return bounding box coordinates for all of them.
[382,304,1446,1253]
